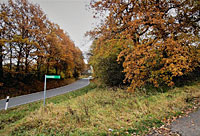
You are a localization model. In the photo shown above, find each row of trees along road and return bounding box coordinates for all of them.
[88,0,200,90]
[0,0,86,83]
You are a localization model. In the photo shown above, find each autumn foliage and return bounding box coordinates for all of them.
[0,0,85,82]
[88,0,200,90]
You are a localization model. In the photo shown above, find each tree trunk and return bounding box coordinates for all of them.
[16,57,20,72]
[16,46,22,72]
[55,61,58,75]
[37,57,41,80]
[25,53,29,73]
[47,58,50,74]
[9,44,12,70]
[0,44,3,79]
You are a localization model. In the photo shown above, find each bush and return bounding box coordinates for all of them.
[89,39,126,87]
[95,55,125,86]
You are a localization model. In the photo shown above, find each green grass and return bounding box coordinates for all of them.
[0,83,97,135]
[0,81,200,136]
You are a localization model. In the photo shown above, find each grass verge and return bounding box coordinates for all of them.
[0,82,97,135]
[0,81,200,136]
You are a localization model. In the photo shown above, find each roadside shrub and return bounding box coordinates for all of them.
[89,39,126,87]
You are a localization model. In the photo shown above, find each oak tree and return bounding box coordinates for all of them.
[89,0,200,90]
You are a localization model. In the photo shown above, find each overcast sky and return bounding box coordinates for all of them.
[31,0,97,54]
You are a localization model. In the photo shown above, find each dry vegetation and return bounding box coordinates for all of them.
[1,81,200,136]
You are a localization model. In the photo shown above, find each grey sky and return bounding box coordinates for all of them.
[31,0,96,53]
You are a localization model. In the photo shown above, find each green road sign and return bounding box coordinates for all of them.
[46,75,60,79]
[43,75,60,106]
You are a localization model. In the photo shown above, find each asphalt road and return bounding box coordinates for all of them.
[170,108,200,136]
[0,78,90,110]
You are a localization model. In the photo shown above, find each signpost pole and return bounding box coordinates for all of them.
[43,75,60,106]
[44,75,46,106]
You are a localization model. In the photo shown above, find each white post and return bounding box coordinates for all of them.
[5,96,9,110]
[44,75,46,106]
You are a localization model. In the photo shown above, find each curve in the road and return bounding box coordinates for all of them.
[0,78,90,110]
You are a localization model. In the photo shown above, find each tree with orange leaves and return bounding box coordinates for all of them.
[0,0,86,80]
[89,0,200,91]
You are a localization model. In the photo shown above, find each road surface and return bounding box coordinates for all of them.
[0,78,90,110]
[170,108,200,136]
[147,108,200,136]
